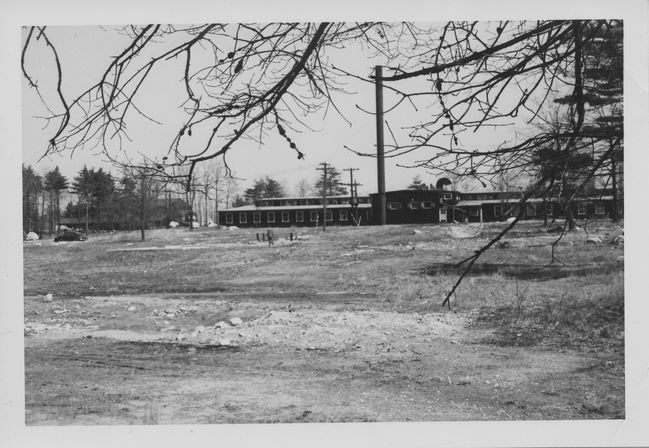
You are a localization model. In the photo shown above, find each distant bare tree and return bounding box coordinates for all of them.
[295,178,313,197]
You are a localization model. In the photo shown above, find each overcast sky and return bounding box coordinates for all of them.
[22,23,524,197]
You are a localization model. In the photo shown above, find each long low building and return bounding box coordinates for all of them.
[218,189,621,228]
[219,196,373,228]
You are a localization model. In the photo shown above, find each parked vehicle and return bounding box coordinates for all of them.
[54,229,87,242]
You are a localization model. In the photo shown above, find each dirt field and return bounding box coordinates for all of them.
[22,221,625,424]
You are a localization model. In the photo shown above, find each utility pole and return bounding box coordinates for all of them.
[316,162,329,231]
[214,176,220,226]
[375,65,386,225]
[343,168,361,224]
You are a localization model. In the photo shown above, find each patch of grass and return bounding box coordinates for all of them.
[143,401,159,425]
[476,272,624,352]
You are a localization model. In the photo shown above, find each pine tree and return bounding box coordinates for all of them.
[71,166,94,234]
[407,175,428,191]
[43,166,69,234]
[243,177,285,204]
[314,166,347,196]
[22,164,43,233]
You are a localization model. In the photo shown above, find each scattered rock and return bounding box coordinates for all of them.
[43,293,53,303]
[412,229,423,235]
[219,339,232,346]
[229,317,243,326]
[127,306,137,312]
[25,232,40,241]
[586,237,603,244]
[497,241,510,249]
[168,221,179,228]
[610,235,624,246]
[177,333,185,341]
[228,226,239,230]
[52,309,66,315]
[214,321,230,329]
[195,325,206,334]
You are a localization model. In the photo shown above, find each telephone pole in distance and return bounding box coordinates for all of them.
[316,162,329,231]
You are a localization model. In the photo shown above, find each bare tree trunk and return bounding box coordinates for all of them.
[140,176,146,241]
[611,152,618,222]
[84,199,89,235]
[214,178,219,225]
[204,183,209,225]
[543,195,548,226]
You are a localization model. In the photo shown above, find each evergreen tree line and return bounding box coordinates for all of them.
[22,164,194,235]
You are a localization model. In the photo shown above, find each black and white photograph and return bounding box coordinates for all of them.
[2,0,649,446]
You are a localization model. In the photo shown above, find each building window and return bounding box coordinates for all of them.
[225,213,233,224]
[577,203,587,216]
[526,203,536,217]
[325,210,333,221]
[494,205,504,217]
[407,201,420,209]
[239,213,247,224]
[469,208,480,217]
[253,212,261,223]
[281,211,290,223]
[595,203,605,215]
[387,202,402,210]
[443,193,453,201]
[421,201,433,209]
[339,209,348,221]
[296,211,304,223]
[267,211,275,223]
[310,211,319,222]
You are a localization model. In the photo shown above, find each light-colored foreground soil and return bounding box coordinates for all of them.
[24,294,622,424]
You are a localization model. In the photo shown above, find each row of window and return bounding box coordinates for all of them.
[257,198,369,207]
[387,193,458,211]
[224,209,350,225]
[388,200,436,210]
[490,203,606,218]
